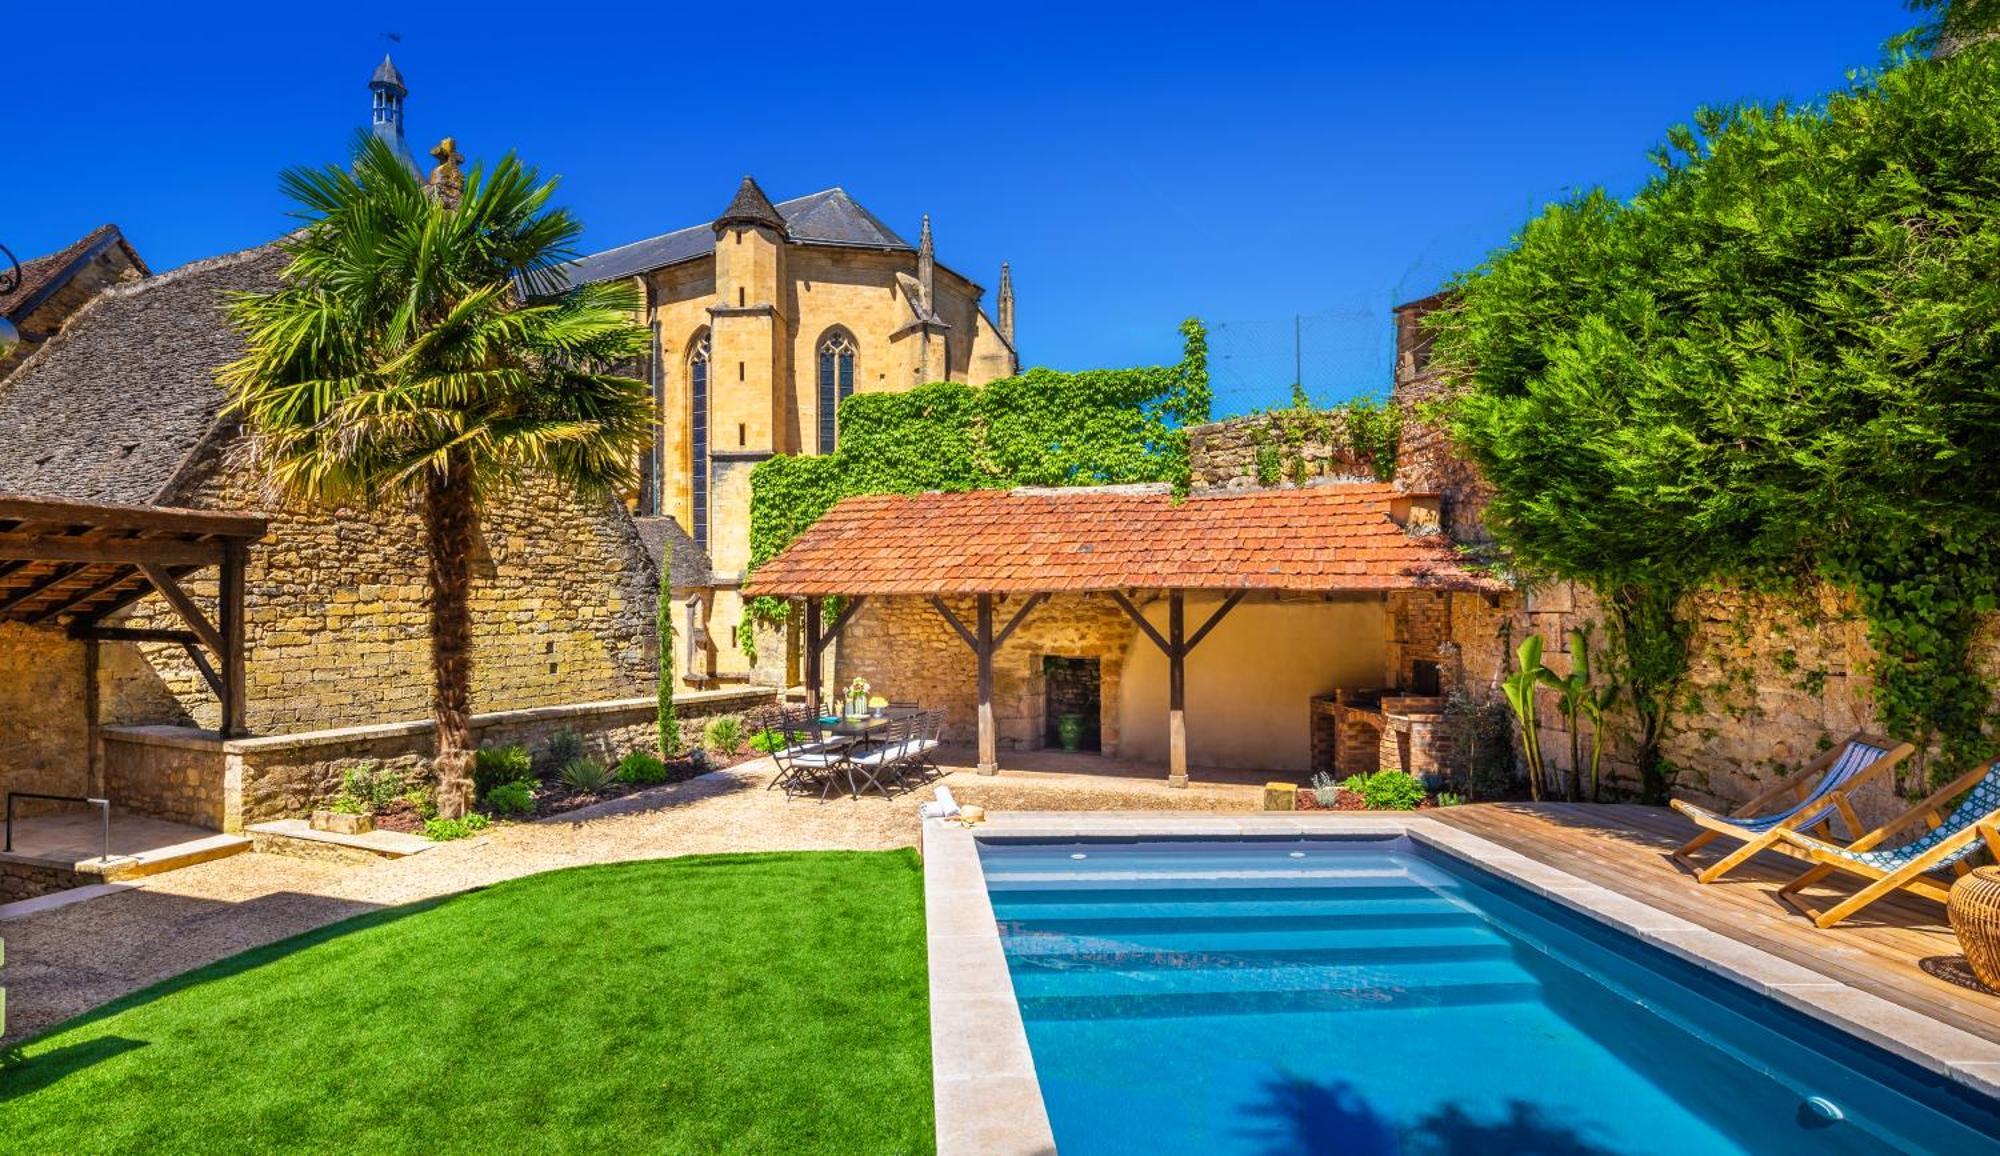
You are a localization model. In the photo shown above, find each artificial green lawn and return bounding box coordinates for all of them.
[0,851,932,1154]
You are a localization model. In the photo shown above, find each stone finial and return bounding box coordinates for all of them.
[428,138,465,206]
[998,262,1015,347]
[918,214,935,310]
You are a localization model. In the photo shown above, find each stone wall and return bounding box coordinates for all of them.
[1185,411,1374,493]
[101,450,659,736]
[836,594,1136,755]
[100,688,771,832]
[0,623,92,806]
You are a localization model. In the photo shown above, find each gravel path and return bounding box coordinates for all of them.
[0,761,920,1046]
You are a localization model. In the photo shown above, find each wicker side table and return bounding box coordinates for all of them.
[1949,865,2000,992]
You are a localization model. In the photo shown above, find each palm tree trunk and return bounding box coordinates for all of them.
[424,456,478,819]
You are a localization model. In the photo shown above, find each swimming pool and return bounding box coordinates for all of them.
[978,834,2000,1155]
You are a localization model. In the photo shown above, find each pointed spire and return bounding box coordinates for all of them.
[712,176,788,236]
[997,262,1015,347]
[370,53,407,96]
[918,214,935,311]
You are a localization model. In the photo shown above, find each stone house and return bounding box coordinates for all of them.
[0,236,768,837]
[568,177,1021,685]
[0,224,148,376]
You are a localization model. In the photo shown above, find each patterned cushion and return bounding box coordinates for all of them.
[1817,764,2000,871]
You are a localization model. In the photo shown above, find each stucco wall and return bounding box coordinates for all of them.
[1119,598,1391,771]
[100,449,658,737]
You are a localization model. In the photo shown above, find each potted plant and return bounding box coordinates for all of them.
[1056,713,1086,751]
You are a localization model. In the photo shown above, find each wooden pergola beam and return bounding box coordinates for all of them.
[799,596,867,721]
[924,593,1045,776]
[27,566,139,625]
[0,535,221,568]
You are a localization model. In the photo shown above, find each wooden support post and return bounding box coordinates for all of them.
[803,598,823,718]
[83,636,101,797]
[218,542,247,739]
[975,594,998,775]
[1168,590,1187,787]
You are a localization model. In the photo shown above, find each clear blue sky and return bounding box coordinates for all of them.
[7,1,1916,415]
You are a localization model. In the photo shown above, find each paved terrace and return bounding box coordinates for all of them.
[1,751,1992,1050]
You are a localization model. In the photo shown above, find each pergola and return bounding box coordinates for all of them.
[743,483,1503,785]
[0,494,267,738]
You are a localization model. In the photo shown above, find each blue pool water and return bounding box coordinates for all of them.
[979,835,2000,1156]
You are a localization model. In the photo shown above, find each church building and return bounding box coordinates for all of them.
[569,179,1022,684]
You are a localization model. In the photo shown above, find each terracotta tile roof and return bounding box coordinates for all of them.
[743,484,1505,597]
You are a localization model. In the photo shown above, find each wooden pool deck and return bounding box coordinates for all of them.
[1430,802,2000,1044]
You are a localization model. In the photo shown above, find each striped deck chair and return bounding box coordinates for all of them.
[1774,760,2000,928]
[1669,733,1912,884]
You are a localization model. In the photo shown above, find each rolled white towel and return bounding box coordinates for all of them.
[918,785,961,820]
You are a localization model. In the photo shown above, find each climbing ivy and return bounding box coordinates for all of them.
[1431,37,2000,792]
[737,320,1211,654]
[1246,390,1402,485]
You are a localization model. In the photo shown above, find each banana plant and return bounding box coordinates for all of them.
[1539,627,1602,802]
[1580,682,1619,803]
[1499,635,1548,801]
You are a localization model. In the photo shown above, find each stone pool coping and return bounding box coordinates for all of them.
[921,810,2000,1155]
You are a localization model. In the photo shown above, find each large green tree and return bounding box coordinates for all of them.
[224,137,653,816]
[1431,34,2000,798]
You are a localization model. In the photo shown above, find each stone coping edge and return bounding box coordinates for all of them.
[922,817,1058,1156]
[99,687,778,755]
[958,811,2000,1114]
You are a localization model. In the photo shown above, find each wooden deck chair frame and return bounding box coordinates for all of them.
[1668,732,1912,884]
[1774,763,2000,928]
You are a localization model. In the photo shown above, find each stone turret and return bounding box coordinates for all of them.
[705,176,793,576]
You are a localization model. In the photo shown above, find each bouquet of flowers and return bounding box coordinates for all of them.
[846,677,871,717]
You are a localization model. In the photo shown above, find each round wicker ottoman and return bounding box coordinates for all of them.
[1949,866,2000,992]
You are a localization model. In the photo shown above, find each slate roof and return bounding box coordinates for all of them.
[566,187,913,285]
[742,484,1503,597]
[0,242,288,504]
[2,224,149,320]
[370,53,407,93]
[633,515,715,590]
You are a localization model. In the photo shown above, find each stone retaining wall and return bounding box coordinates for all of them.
[100,688,773,832]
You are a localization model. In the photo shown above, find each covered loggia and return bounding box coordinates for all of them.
[743,483,1502,785]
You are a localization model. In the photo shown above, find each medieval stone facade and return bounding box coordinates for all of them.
[571,178,1020,684]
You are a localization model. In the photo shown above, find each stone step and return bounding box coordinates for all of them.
[246,819,435,863]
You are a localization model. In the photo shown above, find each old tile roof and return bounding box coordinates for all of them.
[1,224,149,320]
[565,187,913,286]
[743,483,1504,597]
[0,242,288,504]
[633,515,715,590]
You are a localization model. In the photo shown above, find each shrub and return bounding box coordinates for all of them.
[559,757,613,793]
[474,745,533,795]
[424,813,490,841]
[615,751,669,786]
[327,794,369,816]
[403,788,439,820]
[543,729,587,768]
[1434,791,1466,808]
[703,715,745,756]
[336,763,404,813]
[481,779,537,816]
[1308,772,1341,808]
[748,727,789,754]
[1345,770,1428,811]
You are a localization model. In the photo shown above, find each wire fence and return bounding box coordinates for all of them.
[1206,307,1396,418]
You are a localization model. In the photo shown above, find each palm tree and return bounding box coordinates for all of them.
[223,136,652,817]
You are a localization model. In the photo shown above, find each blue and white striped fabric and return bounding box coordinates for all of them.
[1817,762,2000,872]
[1684,740,1887,834]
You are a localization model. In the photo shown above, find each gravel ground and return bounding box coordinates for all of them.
[0,760,920,1046]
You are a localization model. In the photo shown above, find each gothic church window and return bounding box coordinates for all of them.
[688,330,711,551]
[817,330,857,454]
